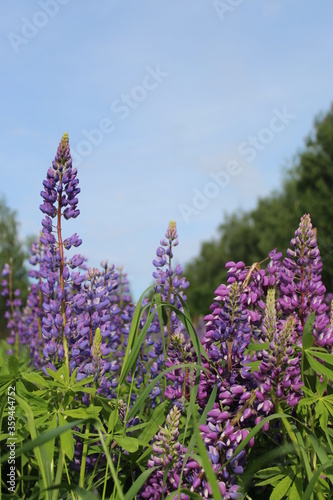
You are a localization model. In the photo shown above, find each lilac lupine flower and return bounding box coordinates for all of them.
[164,331,196,405]
[252,299,303,409]
[146,221,190,407]
[35,134,87,370]
[278,214,326,331]
[139,406,191,498]
[70,262,121,393]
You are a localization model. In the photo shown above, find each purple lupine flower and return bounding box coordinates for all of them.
[278,214,326,332]
[145,220,191,407]
[139,406,196,498]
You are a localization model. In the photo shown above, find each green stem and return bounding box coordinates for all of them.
[79,423,90,488]
[52,445,65,500]
[275,400,301,461]
[102,462,109,500]
[57,190,69,373]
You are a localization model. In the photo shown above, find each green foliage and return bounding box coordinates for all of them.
[238,313,333,499]
[0,297,208,499]
[185,104,333,317]
[0,290,332,498]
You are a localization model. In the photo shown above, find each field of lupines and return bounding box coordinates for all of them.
[0,134,333,500]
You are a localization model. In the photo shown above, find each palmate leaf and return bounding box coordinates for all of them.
[7,355,19,376]
[269,474,292,500]
[307,349,333,366]
[113,435,147,453]
[0,374,15,395]
[315,400,328,430]
[58,413,75,460]
[63,406,102,420]
[255,466,290,487]
[305,352,333,380]
[288,473,303,500]
[316,374,328,397]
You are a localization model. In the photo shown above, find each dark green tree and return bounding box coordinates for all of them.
[0,196,29,337]
[185,103,333,317]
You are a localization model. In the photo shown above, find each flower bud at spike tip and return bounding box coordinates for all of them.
[92,327,102,363]
[263,288,277,341]
[166,220,177,241]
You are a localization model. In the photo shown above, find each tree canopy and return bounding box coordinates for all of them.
[185,103,333,317]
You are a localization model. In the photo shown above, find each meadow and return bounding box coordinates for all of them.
[0,134,332,499]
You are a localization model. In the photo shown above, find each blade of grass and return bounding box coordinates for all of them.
[15,395,52,500]
[189,388,222,499]
[96,427,125,500]
[127,362,207,422]
[122,466,159,500]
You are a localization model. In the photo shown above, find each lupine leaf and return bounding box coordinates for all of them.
[288,474,303,500]
[113,435,146,453]
[306,352,333,379]
[58,413,74,460]
[316,375,328,397]
[269,474,292,500]
[306,349,333,365]
[7,355,19,376]
[22,371,50,388]
[315,400,328,430]
[107,408,119,433]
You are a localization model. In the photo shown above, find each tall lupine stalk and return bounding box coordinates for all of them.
[152,220,189,348]
[2,132,332,498]
[72,262,122,398]
[148,221,190,407]
[142,214,332,498]
[139,406,188,498]
[38,133,83,371]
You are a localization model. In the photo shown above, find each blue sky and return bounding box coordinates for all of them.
[1,0,332,300]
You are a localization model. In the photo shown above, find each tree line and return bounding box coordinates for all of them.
[185,104,333,317]
[1,103,332,332]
